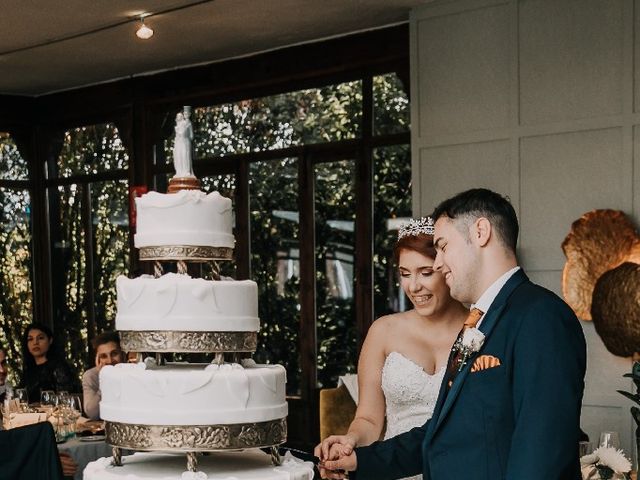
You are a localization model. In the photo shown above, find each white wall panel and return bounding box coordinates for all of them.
[582,321,634,457]
[525,270,562,297]
[520,0,624,125]
[414,5,510,139]
[417,140,511,214]
[411,0,637,457]
[520,128,626,270]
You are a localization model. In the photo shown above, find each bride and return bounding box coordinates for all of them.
[315,217,468,480]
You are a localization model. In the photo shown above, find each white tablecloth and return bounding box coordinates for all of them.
[58,437,112,480]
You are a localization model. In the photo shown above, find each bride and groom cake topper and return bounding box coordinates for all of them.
[168,106,201,193]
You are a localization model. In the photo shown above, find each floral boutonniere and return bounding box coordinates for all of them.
[580,446,632,480]
[453,328,485,372]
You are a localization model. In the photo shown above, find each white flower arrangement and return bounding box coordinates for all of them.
[453,328,485,372]
[461,328,485,351]
[580,446,632,480]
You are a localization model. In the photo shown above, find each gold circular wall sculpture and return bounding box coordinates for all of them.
[561,209,640,320]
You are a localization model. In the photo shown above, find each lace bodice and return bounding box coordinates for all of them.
[381,352,445,480]
[381,351,445,440]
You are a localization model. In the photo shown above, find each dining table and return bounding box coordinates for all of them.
[57,435,112,480]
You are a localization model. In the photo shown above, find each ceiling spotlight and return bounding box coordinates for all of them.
[136,17,154,40]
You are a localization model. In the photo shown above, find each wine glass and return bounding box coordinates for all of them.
[599,431,620,449]
[14,388,28,411]
[579,441,593,457]
[64,395,82,439]
[41,390,54,403]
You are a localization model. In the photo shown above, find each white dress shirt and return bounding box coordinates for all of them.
[471,266,520,328]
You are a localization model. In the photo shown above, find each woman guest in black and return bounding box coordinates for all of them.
[19,323,79,401]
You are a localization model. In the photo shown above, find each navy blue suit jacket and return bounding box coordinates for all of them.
[353,269,586,480]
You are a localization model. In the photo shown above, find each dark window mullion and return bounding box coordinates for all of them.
[235,158,250,280]
[298,150,317,406]
[354,76,374,353]
[81,183,97,355]
[45,169,128,187]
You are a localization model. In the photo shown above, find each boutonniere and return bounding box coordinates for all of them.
[454,328,485,371]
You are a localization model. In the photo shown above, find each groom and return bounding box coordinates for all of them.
[320,188,586,479]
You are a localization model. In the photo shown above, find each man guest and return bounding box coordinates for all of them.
[82,331,123,420]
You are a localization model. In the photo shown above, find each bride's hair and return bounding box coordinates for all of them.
[393,233,436,265]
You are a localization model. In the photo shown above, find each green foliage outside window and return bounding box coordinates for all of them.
[0,186,33,384]
[57,125,128,176]
[314,160,357,388]
[189,81,362,159]
[248,159,301,394]
[0,134,33,383]
[0,133,29,180]
[48,125,129,382]
[373,145,412,319]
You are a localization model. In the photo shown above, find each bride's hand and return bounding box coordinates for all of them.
[328,441,352,459]
[314,434,357,462]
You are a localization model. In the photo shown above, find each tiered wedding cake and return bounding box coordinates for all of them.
[84,107,313,480]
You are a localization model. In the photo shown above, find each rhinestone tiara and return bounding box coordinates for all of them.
[398,217,435,239]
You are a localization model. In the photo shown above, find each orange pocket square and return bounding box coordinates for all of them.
[470,355,501,373]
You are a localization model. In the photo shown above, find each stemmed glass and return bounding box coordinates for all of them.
[64,395,83,439]
[14,388,28,411]
[50,393,67,442]
[599,431,620,449]
[40,390,55,415]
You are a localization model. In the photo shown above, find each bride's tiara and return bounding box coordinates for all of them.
[398,217,435,239]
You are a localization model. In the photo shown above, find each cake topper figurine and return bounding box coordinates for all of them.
[173,107,194,177]
[398,216,435,240]
[168,106,201,193]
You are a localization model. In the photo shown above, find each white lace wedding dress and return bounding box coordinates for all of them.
[381,351,446,480]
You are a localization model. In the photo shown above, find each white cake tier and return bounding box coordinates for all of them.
[84,451,314,480]
[99,361,287,425]
[116,273,259,332]
[134,190,235,249]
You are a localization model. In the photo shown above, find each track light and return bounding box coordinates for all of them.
[136,17,154,40]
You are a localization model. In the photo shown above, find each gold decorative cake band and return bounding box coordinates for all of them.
[105,418,287,451]
[139,245,233,261]
[120,330,257,353]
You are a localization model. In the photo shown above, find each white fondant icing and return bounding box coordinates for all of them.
[99,362,287,425]
[84,451,314,480]
[134,190,235,249]
[116,274,259,332]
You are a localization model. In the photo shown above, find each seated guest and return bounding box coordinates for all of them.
[0,421,76,479]
[0,344,11,403]
[82,331,124,420]
[19,323,79,402]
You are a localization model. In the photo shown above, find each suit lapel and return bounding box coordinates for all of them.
[430,269,529,436]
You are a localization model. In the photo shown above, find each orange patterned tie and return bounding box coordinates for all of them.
[446,307,484,388]
[464,307,484,329]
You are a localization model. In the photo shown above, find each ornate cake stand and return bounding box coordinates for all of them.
[108,240,285,472]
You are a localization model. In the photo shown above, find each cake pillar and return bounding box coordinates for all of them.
[112,446,122,466]
[270,446,282,466]
[187,452,198,472]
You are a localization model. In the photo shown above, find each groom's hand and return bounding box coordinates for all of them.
[319,451,357,479]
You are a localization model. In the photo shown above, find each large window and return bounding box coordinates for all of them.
[0,27,409,449]
[153,72,410,397]
[0,133,33,383]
